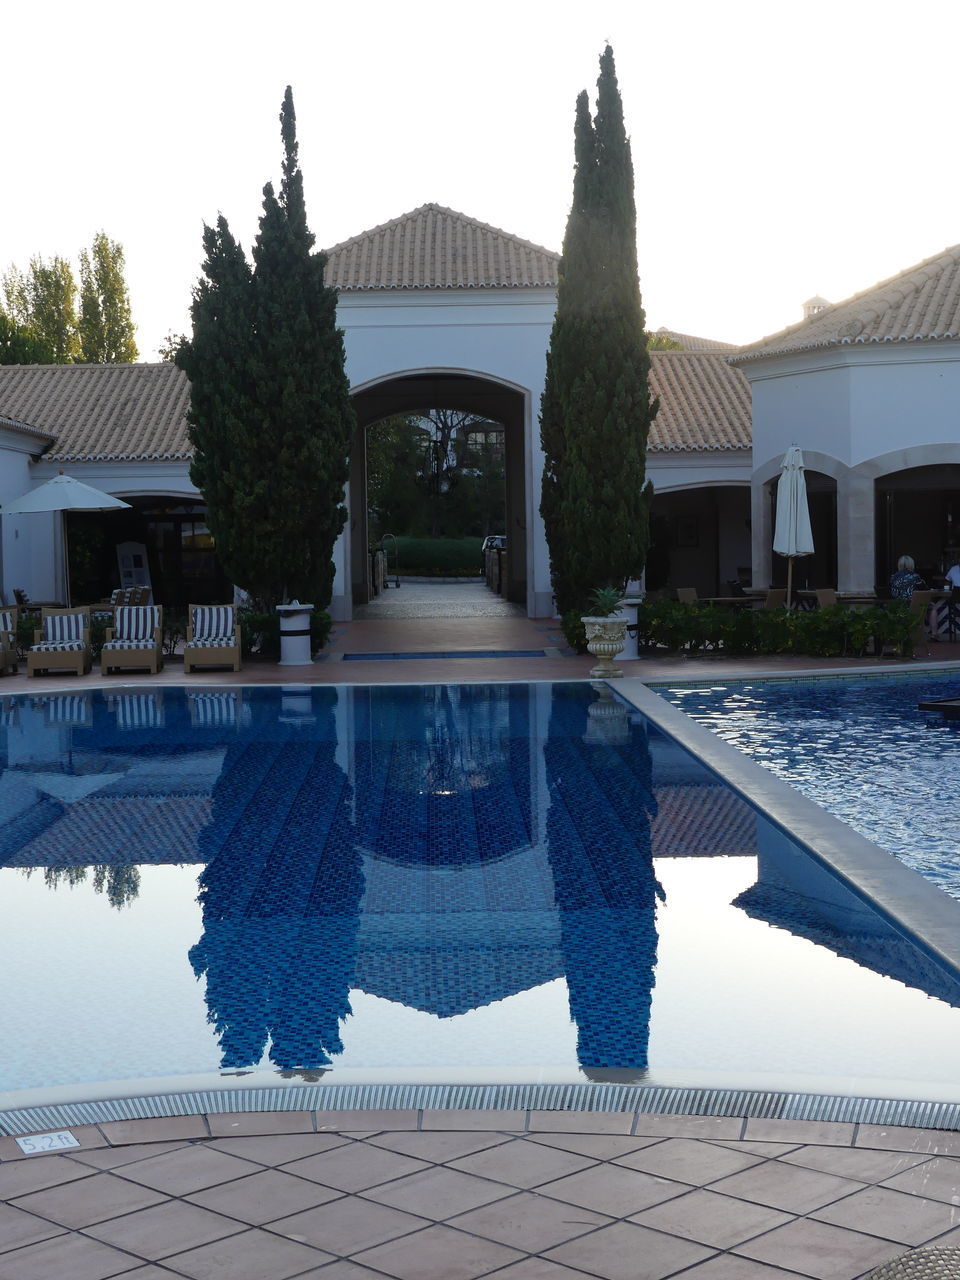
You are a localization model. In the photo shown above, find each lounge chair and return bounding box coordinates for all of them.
[101,605,164,675]
[0,606,18,676]
[106,691,165,730]
[183,604,242,673]
[34,692,93,727]
[27,608,92,678]
[187,688,242,728]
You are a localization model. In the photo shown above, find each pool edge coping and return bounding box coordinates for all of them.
[616,677,960,981]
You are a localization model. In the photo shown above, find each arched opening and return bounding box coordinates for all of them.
[68,497,230,607]
[349,372,528,609]
[875,464,960,590]
[766,470,837,591]
[648,486,752,595]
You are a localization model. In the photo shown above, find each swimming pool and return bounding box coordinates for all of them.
[3,681,960,1119]
[658,671,960,898]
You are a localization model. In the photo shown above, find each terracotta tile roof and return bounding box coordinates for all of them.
[324,203,560,291]
[0,345,751,463]
[647,351,752,452]
[0,362,191,462]
[651,784,757,856]
[653,327,738,352]
[734,243,960,362]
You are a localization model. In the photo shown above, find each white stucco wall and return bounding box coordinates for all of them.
[336,287,558,618]
[742,339,960,591]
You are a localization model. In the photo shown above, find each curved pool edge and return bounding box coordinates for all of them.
[7,1081,960,1139]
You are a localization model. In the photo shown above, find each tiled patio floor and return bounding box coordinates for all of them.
[3,1110,960,1278]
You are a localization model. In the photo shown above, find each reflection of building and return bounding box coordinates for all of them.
[734,817,960,1008]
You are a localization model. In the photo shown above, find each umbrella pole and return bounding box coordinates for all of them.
[786,557,794,610]
[62,512,71,606]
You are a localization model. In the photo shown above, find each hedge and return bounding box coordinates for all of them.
[628,600,917,658]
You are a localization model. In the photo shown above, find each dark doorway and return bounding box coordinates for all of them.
[350,374,527,608]
[875,465,960,592]
[68,499,230,607]
[649,487,751,596]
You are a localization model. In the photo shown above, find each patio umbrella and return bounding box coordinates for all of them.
[1,473,131,605]
[772,446,814,608]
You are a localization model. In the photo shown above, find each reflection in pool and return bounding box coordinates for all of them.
[2,682,960,1104]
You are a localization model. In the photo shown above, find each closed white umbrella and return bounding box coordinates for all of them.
[2,473,132,605]
[772,446,814,608]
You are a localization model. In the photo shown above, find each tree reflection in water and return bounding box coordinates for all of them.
[19,863,142,910]
[545,685,663,1079]
[189,688,362,1073]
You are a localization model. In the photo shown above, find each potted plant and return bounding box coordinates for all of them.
[581,586,628,678]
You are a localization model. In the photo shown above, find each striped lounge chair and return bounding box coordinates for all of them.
[183,604,241,673]
[101,605,164,675]
[27,608,92,678]
[0,606,18,676]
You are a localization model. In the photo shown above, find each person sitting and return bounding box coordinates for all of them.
[889,555,926,599]
[946,560,960,589]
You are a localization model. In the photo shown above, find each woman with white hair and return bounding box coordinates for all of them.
[889,555,926,599]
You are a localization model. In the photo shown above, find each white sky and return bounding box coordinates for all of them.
[6,0,960,358]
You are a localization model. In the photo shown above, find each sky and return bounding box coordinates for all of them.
[6,0,960,358]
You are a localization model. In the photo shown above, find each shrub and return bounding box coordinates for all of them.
[239,607,332,658]
[391,536,483,576]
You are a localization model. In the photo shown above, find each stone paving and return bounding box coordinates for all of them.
[353,580,526,620]
[3,1110,960,1278]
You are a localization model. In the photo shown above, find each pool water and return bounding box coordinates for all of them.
[3,681,960,1106]
[659,672,960,898]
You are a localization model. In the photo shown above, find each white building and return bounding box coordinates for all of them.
[3,206,955,614]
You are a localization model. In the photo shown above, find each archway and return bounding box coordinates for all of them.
[875,464,960,589]
[649,485,751,596]
[349,372,528,609]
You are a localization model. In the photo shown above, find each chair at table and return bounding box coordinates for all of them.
[101,605,164,675]
[27,608,92,678]
[676,587,698,604]
[761,589,787,609]
[815,588,838,608]
[0,606,19,676]
[183,604,242,673]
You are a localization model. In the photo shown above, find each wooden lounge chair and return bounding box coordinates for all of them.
[27,608,92,678]
[0,605,18,676]
[187,687,243,728]
[183,604,242,673]
[101,605,164,675]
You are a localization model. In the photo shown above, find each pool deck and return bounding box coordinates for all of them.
[3,1108,960,1278]
[4,590,960,1277]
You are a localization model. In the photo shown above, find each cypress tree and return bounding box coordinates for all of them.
[539,46,657,627]
[179,87,355,610]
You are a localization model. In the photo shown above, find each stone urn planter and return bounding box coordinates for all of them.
[581,615,628,678]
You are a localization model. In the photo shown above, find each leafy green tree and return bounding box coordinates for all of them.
[158,330,187,362]
[645,331,682,350]
[180,86,356,610]
[0,312,55,364]
[78,232,138,362]
[539,45,658,623]
[2,256,79,362]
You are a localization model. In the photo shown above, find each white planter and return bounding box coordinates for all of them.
[276,601,314,666]
[581,615,628,678]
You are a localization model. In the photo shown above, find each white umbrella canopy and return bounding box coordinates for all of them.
[2,473,132,515]
[1,473,132,605]
[772,446,814,607]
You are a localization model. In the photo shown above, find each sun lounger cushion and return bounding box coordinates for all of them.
[102,607,162,653]
[190,606,235,642]
[39,613,85,644]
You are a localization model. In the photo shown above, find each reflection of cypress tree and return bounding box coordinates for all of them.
[544,686,662,1075]
[189,689,362,1071]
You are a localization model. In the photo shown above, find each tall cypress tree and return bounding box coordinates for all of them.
[179,87,355,610]
[539,46,657,626]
